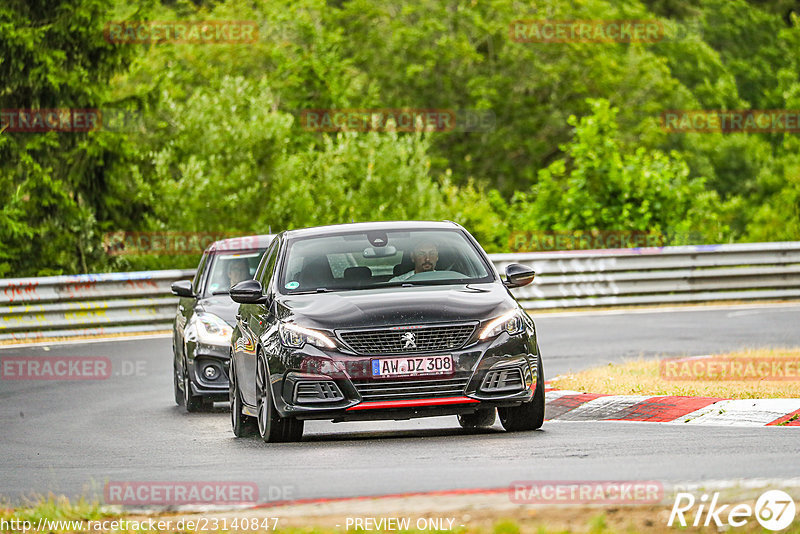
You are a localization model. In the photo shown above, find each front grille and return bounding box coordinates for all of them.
[352,376,470,402]
[480,368,525,393]
[294,381,344,404]
[339,324,476,355]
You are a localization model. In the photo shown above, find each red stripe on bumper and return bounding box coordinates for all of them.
[346,396,480,411]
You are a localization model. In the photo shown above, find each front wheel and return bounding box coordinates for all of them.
[498,358,545,432]
[173,354,183,406]
[458,408,496,430]
[183,358,204,413]
[256,356,303,443]
[230,358,257,437]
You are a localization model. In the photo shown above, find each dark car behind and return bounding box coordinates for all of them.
[171,234,274,411]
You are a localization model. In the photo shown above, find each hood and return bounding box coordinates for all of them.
[275,283,515,331]
[197,295,239,326]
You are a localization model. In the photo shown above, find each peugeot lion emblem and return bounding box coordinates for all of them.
[401,331,417,349]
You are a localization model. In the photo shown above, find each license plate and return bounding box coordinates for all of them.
[371,355,454,378]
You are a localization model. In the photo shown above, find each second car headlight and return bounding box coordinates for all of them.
[479,310,526,340]
[195,312,233,346]
[279,322,336,349]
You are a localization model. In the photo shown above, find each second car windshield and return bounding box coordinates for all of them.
[205,251,264,296]
[279,229,493,293]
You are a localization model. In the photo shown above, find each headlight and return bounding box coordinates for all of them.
[279,322,336,349]
[195,312,233,346]
[479,310,525,340]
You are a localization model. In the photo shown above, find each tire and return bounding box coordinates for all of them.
[183,358,204,413]
[230,358,257,437]
[173,354,183,406]
[282,417,304,442]
[256,355,299,443]
[498,358,545,432]
[458,408,496,430]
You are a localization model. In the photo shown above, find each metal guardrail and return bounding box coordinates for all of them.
[1,242,799,341]
[493,241,800,308]
[0,270,194,342]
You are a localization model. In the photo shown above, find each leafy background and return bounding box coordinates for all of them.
[1,0,799,276]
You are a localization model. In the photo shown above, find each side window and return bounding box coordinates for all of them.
[258,242,279,291]
[192,252,209,293]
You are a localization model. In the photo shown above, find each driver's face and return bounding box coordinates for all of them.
[412,244,438,273]
[228,265,249,285]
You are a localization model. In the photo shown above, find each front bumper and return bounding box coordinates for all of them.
[187,341,230,399]
[266,332,540,422]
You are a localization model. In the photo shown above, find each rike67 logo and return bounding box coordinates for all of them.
[669,490,796,531]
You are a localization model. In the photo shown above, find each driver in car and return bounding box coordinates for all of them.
[227,259,251,287]
[390,241,438,281]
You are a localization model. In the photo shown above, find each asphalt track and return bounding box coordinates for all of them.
[1,303,799,504]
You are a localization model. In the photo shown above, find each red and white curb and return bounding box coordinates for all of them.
[544,389,800,426]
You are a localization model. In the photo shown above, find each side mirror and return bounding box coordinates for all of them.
[171,280,195,298]
[504,264,535,288]
[230,279,268,304]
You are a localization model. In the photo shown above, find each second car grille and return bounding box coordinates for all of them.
[339,324,476,355]
[352,377,470,402]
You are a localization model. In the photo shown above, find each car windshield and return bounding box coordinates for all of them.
[204,251,265,296]
[279,229,493,293]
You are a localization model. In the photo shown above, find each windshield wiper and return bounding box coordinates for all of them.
[211,290,230,295]
[289,287,333,294]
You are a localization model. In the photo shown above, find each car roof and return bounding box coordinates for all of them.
[282,221,461,239]
[205,234,275,253]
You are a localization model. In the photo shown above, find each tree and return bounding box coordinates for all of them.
[0,0,147,275]
[509,99,727,243]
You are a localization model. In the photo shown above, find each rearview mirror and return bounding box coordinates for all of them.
[504,264,535,288]
[230,279,268,304]
[171,280,195,298]
[363,245,397,258]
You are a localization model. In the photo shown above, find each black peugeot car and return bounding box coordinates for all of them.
[170,234,274,411]
[228,221,543,442]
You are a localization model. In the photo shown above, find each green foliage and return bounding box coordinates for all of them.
[140,75,447,232]
[508,99,727,244]
[0,0,148,276]
[2,0,799,276]
[493,519,521,534]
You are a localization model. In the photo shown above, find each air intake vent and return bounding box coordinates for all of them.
[294,381,344,404]
[352,376,470,402]
[480,368,525,393]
